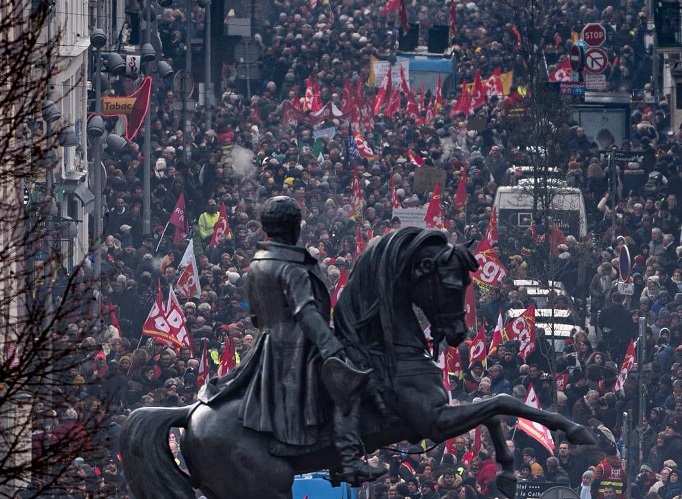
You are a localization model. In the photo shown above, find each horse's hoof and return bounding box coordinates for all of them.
[566,425,598,446]
[496,471,517,499]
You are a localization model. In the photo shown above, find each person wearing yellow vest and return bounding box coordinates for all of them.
[198,199,220,244]
[592,453,625,499]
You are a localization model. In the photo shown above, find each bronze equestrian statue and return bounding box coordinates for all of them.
[121,196,596,499]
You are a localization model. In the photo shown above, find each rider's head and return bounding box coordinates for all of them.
[261,196,301,245]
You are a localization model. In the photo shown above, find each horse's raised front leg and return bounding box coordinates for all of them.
[423,394,595,447]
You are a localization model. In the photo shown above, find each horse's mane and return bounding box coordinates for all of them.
[334,227,449,371]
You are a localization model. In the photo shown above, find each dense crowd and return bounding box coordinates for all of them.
[25,0,682,495]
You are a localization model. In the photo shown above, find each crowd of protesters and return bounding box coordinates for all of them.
[24,0,682,495]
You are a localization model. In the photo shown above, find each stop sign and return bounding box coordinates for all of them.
[582,23,606,47]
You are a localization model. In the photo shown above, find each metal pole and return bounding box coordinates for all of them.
[609,152,617,232]
[93,2,103,279]
[638,316,646,469]
[142,1,152,236]
[184,0,192,163]
[204,1,213,128]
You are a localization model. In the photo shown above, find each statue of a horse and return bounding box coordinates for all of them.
[120,227,595,499]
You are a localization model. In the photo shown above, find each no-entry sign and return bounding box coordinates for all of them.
[569,44,585,71]
[582,23,606,47]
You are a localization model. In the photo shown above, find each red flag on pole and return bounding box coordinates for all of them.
[613,339,636,393]
[549,57,572,82]
[390,175,401,209]
[485,67,505,98]
[470,69,486,110]
[176,257,200,299]
[398,0,409,34]
[468,324,488,368]
[196,339,210,388]
[434,74,443,112]
[471,238,508,288]
[453,167,468,211]
[451,80,472,117]
[349,166,365,221]
[373,65,392,115]
[504,304,536,361]
[446,346,463,379]
[210,203,231,246]
[407,150,425,167]
[341,78,354,113]
[384,88,401,117]
[380,0,400,15]
[489,312,505,356]
[424,182,443,229]
[353,131,374,158]
[217,336,237,377]
[169,193,189,244]
[472,425,483,456]
[517,383,555,453]
[484,206,499,245]
[165,288,192,348]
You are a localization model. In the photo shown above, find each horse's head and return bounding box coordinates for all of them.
[411,243,479,348]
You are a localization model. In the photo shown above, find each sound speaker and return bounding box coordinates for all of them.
[398,23,419,52]
[428,25,450,53]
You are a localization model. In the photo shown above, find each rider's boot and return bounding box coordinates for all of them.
[332,401,387,487]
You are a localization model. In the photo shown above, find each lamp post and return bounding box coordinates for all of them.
[199,0,213,128]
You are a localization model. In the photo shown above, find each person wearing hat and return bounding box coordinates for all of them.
[419,479,439,499]
[659,468,682,499]
[198,199,220,245]
[598,292,638,363]
[521,447,543,476]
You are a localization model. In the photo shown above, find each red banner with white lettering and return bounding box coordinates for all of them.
[613,339,636,393]
[210,203,231,246]
[217,336,237,377]
[503,304,536,360]
[169,193,189,244]
[471,238,508,288]
[142,281,182,347]
[165,288,192,348]
[468,324,488,369]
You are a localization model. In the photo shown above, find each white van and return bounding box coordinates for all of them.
[493,186,587,238]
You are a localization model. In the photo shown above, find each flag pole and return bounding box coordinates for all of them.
[155,222,170,252]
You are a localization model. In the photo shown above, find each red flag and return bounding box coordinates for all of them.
[471,238,508,288]
[470,69,486,110]
[355,226,366,258]
[341,78,353,113]
[398,64,411,95]
[169,193,189,244]
[449,0,457,39]
[142,281,180,346]
[435,347,452,402]
[451,79,472,117]
[349,166,365,221]
[464,283,477,328]
[468,324,488,368]
[304,76,316,111]
[100,76,152,141]
[504,304,536,361]
[330,266,348,309]
[251,103,262,124]
[291,94,303,111]
[407,150,425,167]
[485,67,504,98]
[384,87,402,117]
[549,57,572,82]
[613,339,636,393]
[165,288,192,348]
[176,258,200,299]
[484,206,498,245]
[354,131,374,158]
[398,0,409,34]
[446,346,463,379]
[434,74,443,111]
[312,78,323,112]
[489,312,504,355]
[210,203,231,246]
[423,182,443,229]
[196,339,210,388]
[217,336,237,377]
[373,65,392,115]
[517,383,555,453]
[380,0,400,15]
[453,167,468,211]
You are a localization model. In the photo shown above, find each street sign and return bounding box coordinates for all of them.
[583,48,608,74]
[599,150,645,163]
[559,81,585,95]
[582,23,606,47]
[569,44,585,71]
[619,244,630,282]
[237,64,261,80]
[173,69,194,100]
[234,39,260,64]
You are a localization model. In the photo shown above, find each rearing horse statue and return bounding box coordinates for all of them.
[120,227,595,499]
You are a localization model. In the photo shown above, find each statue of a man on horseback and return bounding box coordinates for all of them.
[199,195,385,485]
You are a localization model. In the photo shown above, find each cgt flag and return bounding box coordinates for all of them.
[613,339,636,394]
[489,311,505,355]
[504,304,536,360]
[517,383,555,453]
[210,203,231,246]
[471,237,508,288]
[217,336,237,377]
[424,182,443,229]
[468,324,488,369]
[196,339,210,388]
[142,281,182,346]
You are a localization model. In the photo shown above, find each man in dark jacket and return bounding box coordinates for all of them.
[199,196,384,485]
[597,293,638,362]
[662,413,682,463]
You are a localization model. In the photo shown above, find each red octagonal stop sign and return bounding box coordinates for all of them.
[582,23,606,47]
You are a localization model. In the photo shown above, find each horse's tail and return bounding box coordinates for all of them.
[120,404,196,499]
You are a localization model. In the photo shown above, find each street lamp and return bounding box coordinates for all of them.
[198,0,214,128]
